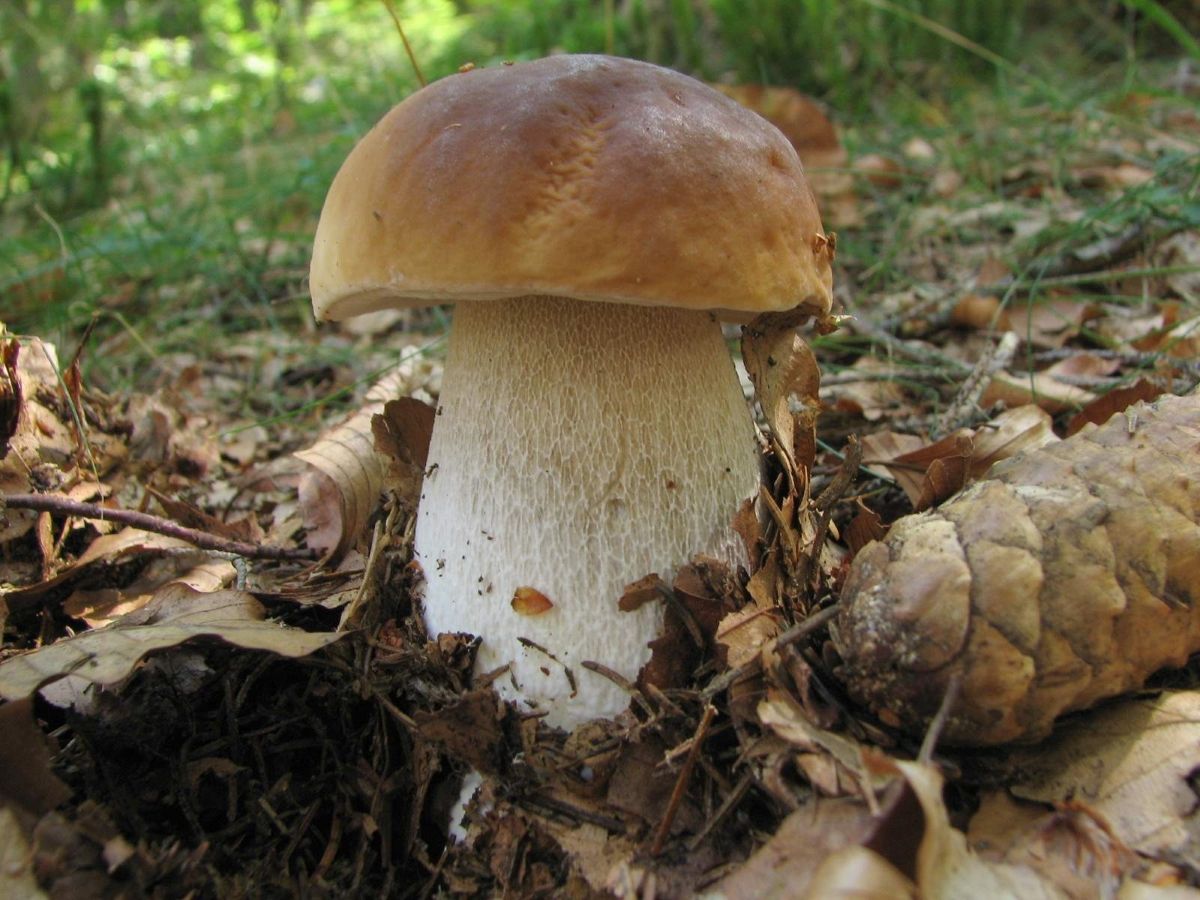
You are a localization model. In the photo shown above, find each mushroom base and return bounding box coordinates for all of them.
[414,296,761,728]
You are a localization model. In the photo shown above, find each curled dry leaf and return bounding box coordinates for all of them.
[716,605,778,669]
[709,798,882,899]
[63,555,232,627]
[982,369,1097,413]
[1006,691,1200,860]
[968,792,1139,898]
[0,584,344,701]
[4,527,198,610]
[0,339,74,543]
[295,370,431,559]
[617,573,668,612]
[741,311,825,472]
[863,406,1058,510]
[757,694,887,796]
[834,390,1200,745]
[713,753,1067,899]
[1065,378,1162,437]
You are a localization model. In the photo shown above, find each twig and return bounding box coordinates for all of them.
[2,493,317,561]
[527,792,627,832]
[775,603,841,649]
[918,671,962,765]
[934,330,1019,435]
[802,438,862,592]
[651,703,716,856]
[380,0,426,86]
[687,771,752,852]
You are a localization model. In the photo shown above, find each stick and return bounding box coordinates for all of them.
[651,703,716,856]
[2,493,317,561]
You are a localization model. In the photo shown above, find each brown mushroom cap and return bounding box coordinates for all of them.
[310,54,833,322]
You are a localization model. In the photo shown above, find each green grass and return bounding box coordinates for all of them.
[1,0,1196,401]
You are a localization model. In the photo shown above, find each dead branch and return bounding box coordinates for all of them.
[2,493,317,561]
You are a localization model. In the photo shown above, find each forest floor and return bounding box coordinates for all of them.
[2,55,1200,898]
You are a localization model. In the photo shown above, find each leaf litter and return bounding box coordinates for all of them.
[1,71,1200,899]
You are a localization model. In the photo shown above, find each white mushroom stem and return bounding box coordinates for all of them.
[415,296,761,729]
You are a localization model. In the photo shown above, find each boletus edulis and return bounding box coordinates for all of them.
[310,55,832,729]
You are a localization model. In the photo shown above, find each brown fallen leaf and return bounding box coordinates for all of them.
[0,698,71,818]
[1065,379,1163,436]
[64,557,235,626]
[741,314,824,472]
[295,369,418,559]
[1007,691,1200,860]
[968,791,1139,899]
[0,584,344,701]
[716,604,778,669]
[981,368,1097,413]
[969,405,1060,475]
[859,408,1056,509]
[4,527,198,609]
[825,356,908,422]
[710,798,880,899]
[616,573,668,613]
[894,432,974,511]
[758,694,881,797]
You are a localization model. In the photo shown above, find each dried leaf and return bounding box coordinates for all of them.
[981,369,1097,413]
[64,556,232,626]
[741,319,823,471]
[886,758,1064,900]
[860,430,926,500]
[1065,379,1163,437]
[758,695,884,794]
[1074,163,1154,189]
[968,792,1138,899]
[732,497,762,572]
[844,501,886,557]
[853,153,904,189]
[4,528,198,608]
[951,293,1006,331]
[1007,692,1200,859]
[826,356,908,422]
[710,799,877,899]
[0,698,71,816]
[970,405,1059,475]
[295,370,412,559]
[716,605,777,669]
[0,584,344,701]
[512,586,555,616]
[616,573,667,612]
[374,396,435,470]
[896,432,973,511]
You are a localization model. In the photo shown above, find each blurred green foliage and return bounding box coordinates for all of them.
[0,0,1193,388]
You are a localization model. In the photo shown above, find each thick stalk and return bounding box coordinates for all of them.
[415,296,760,727]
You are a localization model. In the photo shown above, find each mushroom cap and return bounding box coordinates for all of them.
[310,54,833,322]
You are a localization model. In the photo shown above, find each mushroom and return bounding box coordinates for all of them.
[310,55,833,730]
